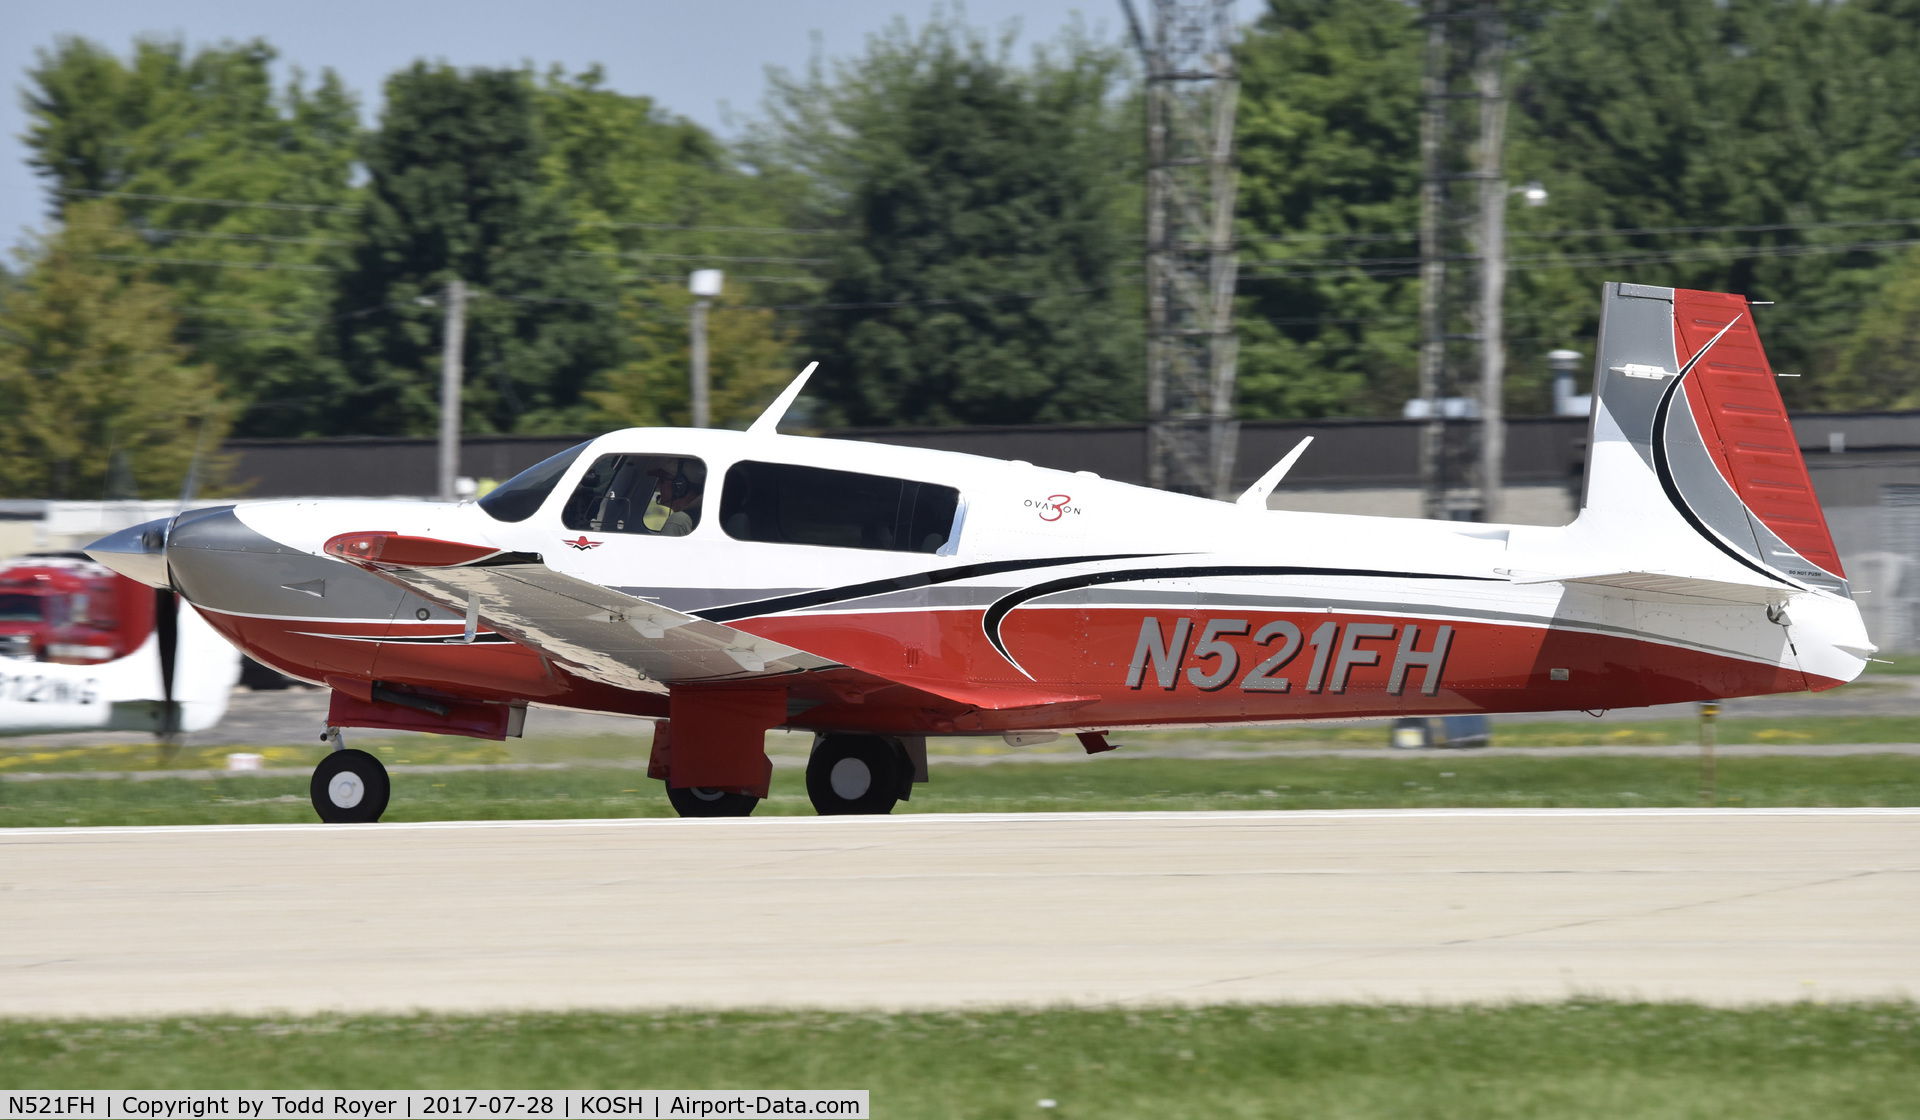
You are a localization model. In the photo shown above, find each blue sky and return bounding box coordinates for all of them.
[0,0,1182,252]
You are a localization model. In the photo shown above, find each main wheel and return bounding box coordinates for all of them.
[665,785,760,817]
[310,749,391,823]
[806,734,903,816]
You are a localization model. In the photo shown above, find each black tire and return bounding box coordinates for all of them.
[310,749,391,824]
[806,734,902,816]
[665,785,760,818]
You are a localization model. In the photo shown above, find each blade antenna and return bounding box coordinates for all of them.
[747,362,819,436]
[1236,436,1314,509]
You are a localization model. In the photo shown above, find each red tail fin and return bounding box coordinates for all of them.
[1671,289,1843,578]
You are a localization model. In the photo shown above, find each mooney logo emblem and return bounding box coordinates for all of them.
[562,536,602,551]
[1025,494,1078,522]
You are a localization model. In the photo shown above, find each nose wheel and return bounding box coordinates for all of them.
[311,748,391,823]
[665,785,760,817]
[806,734,906,815]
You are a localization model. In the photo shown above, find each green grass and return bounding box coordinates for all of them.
[1118,714,1920,750]
[4,1004,1917,1117]
[1863,654,1920,675]
[3,753,1916,827]
[10,708,1920,784]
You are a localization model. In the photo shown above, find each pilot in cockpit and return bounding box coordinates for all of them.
[643,462,703,536]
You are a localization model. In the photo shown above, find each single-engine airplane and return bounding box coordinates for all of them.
[89,283,1870,822]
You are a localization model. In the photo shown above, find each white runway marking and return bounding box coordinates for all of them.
[4,810,1915,1016]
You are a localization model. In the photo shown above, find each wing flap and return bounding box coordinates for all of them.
[1519,570,1792,605]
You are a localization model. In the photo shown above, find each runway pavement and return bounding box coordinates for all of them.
[3,809,1915,1017]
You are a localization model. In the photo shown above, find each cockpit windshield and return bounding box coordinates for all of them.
[477,442,590,523]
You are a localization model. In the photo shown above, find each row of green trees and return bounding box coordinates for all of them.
[1237,0,1920,418]
[1,20,1143,496]
[7,1,1920,499]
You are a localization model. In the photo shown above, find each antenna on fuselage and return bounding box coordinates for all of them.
[746,361,819,436]
[1235,436,1314,509]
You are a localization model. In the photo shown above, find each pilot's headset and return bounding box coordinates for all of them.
[669,461,695,502]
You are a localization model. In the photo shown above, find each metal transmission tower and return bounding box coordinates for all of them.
[1416,0,1508,521]
[1122,0,1241,499]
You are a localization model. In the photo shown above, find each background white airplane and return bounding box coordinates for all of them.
[0,553,238,739]
[89,282,1871,822]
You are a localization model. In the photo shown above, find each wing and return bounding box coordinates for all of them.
[322,532,1101,713]
[326,535,835,694]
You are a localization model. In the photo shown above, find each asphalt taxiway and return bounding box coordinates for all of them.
[3,809,1915,1017]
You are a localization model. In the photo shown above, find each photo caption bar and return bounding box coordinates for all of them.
[2,1093,868,1120]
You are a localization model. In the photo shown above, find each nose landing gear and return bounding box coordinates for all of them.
[665,785,760,817]
[310,734,391,823]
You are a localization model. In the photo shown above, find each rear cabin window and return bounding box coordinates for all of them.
[562,455,707,537]
[719,461,959,554]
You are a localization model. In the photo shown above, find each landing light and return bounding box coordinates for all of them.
[324,532,499,569]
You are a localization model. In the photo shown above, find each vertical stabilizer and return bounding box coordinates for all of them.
[1578,282,1846,595]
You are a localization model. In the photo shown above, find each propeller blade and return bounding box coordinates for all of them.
[154,586,180,741]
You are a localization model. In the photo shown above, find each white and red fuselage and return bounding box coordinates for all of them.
[88,284,1870,788]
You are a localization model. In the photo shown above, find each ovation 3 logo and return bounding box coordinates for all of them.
[1025,494,1080,522]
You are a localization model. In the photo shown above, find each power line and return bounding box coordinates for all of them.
[59,186,1920,249]
[613,272,820,286]
[59,187,847,239]
[61,187,358,215]
[1237,235,1920,281]
[576,250,829,265]
[86,253,338,273]
[579,218,839,237]
[124,226,354,247]
[1244,217,1920,245]
[1512,218,1920,242]
[746,280,1138,314]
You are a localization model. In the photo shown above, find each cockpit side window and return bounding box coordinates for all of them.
[562,455,707,537]
[719,460,959,554]
[477,442,591,523]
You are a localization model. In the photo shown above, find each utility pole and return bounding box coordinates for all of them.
[1416,1,1447,519]
[1475,17,1508,524]
[1417,0,1507,521]
[437,278,467,503]
[689,269,723,428]
[1122,0,1241,499]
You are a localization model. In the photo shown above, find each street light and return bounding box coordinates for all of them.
[1549,348,1589,416]
[689,270,724,428]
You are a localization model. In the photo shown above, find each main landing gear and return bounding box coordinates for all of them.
[310,732,390,823]
[806,733,914,816]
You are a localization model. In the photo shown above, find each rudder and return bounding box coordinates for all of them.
[1580,281,1846,594]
